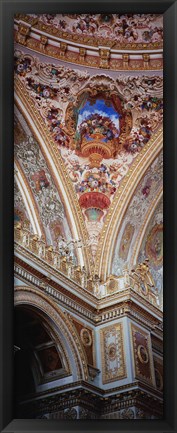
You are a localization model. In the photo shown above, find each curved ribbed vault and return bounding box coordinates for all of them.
[14,13,163,289]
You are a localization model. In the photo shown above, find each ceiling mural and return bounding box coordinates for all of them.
[111,151,163,276]
[15,13,163,48]
[14,49,163,261]
[14,107,76,260]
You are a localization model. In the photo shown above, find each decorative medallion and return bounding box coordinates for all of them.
[145,223,163,267]
[80,328,92,346]
[137,344,149,364]
[108,343,117,361]
[131,323,155,385]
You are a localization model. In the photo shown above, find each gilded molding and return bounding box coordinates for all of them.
[14,249,163,328]
[15,32,163,72]
[14,15,163,51]
[14,254,96,315]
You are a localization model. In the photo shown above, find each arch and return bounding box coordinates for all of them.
[14,286,89,382]
[15,159,45,238]
[94,129,163,280]
[130,189,163,267]
[14,303,71,392]
[14,78,92,273]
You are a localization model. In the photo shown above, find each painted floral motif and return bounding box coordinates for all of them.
[75,165,117,197]
[14,53,163,155]
[35,14,163,46]
[78,113,119,143]
[26,77,58,99]
[14,55,32,76]
[47,107,70,147]
[141,178,152,198]
[141,96,163,111]
[76,99,120,146]
[124,121,152,154]
[14,51,163,255]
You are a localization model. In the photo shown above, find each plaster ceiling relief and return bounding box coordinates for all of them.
[14,108,76,261]
[14,49,163,260]
[15,13,163,49]
[111,151,163,277]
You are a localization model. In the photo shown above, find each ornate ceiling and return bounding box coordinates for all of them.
[14,13,163,71]
[14,13,163,290]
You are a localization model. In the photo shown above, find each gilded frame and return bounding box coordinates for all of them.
[0,0,176,432]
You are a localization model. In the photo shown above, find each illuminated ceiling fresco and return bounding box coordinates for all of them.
[14,13,163,283]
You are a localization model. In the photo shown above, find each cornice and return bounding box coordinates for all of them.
[16,377,162,403]
[14,252,96,314]
[14,249,163,330]
[14,16,163,74]
[14,32,163,73]
[18,380,163,419]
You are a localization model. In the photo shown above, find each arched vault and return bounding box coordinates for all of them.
[14,81,92,273]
